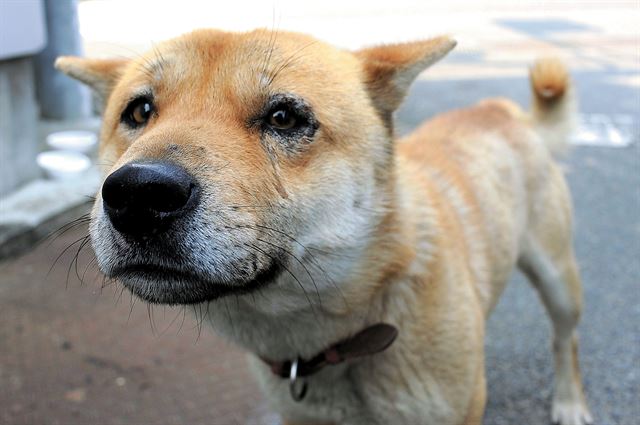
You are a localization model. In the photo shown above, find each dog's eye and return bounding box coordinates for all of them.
[122,97,154,128]
[258,94,318,147]
[268,107,298,130]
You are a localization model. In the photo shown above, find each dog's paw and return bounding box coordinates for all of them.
[552,400,593,425]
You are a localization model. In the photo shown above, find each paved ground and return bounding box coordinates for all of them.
[1,1,639,424]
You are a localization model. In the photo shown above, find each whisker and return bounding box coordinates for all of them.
[203,302,211,337]
[48,234,90,279]
[223,222,349,309]
[127,293,137,323]
[45,214,91,246]
[252,224,350,309]
[196,304,204,342]
[81,256,98,284]
[256,237,322,307]
[177,306,187,335]
[245,242,318,318]
[225,205,272,209]
[254,224,327,257]
[260,9,281,87]
[101,274,115,291]
[115,284,127,306]
[192,304,205,343]
[68,236,92,286]
[159,306,183,336]
[222,297,237,336]
[147,304,157,336]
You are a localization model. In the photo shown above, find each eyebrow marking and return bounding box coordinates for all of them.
[265,40,318,87]
[136,46,168,81]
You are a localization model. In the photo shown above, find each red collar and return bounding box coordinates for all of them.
[259,323,398,401]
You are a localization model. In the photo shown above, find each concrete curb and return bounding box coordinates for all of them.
[0,169,100,260]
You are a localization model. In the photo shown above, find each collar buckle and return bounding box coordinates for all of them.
[289,358,308,402]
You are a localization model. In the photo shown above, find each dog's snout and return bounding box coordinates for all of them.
[102,161,198,236]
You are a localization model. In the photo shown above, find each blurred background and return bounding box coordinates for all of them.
[0,1,638,424]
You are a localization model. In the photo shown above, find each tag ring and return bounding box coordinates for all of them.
[289,358,308,402]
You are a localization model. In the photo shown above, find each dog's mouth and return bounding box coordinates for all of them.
[109,260,283,305]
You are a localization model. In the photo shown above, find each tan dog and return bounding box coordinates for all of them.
[56,29,592,425]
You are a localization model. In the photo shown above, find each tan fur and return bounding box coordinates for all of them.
[57,29,592,425]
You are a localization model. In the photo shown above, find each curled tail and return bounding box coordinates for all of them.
[529,58,577,156]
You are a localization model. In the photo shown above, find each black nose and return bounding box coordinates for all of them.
[102,161,198,236]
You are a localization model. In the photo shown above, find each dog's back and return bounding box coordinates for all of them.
[396,59,592,424]
[397,58,576,314]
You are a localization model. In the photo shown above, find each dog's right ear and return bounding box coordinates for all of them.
[355,37,456,124]
[55,56,129,101]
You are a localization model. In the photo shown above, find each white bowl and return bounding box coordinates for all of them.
[46,130,97,153]
[37,150,92,180]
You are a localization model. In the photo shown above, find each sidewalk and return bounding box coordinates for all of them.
[0,222,271,425]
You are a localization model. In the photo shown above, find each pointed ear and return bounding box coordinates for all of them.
[355,36,456,121]
[54,56,129,101]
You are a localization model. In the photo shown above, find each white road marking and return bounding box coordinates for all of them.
[571,114,636,147]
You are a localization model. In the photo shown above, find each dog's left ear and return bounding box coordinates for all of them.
[355,36,456,122]
[55,56,129,103]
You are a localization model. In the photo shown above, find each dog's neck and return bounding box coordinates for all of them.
[205,155,429,362]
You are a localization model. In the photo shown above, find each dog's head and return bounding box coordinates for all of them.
[56,29,454,311]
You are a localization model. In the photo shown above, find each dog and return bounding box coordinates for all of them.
[56,28,592,425]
